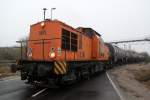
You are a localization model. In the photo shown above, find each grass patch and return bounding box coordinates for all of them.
[135,69,150,82]
[0,65,14,78]
[136,73,150,82]
[134,67,150,89]
[0,65,11,73]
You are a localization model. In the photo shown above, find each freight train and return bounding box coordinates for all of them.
[13,19,144,87]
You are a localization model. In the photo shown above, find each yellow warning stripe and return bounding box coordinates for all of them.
[57,61,66,73]
[53,61,67,75]
[54,62,64,74]
[62,61,67,72]
[61,61,66,68]
[54,67,59,74]
[62,61,66,68]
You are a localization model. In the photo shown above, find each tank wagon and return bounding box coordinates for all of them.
[106,43,144,65]
[14,19,144,87]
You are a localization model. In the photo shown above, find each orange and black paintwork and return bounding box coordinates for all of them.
[23,19,109,75]
[15,19,144,86]
[27,19,109,62]
[16,19,112,86]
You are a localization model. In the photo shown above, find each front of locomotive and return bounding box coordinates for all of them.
[17,19,68,86]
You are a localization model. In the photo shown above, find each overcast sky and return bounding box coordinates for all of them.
[0,0,150,53]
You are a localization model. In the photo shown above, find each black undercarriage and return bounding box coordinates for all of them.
[18,60,108,87]
[14,57,144,87]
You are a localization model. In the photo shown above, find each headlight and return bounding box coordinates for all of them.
[49,52,56,58]
[41,22,45,27]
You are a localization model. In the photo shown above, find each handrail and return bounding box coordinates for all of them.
[16,38,61,43]
[16,38,76,61]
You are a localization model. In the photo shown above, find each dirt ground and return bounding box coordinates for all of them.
[109,62,150,100]
[0,64,16,79]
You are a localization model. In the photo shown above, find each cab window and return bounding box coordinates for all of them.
[61,29,78,51]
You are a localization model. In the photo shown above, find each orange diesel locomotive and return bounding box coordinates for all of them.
[17,19,109,86]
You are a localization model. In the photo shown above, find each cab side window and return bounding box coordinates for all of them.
[61,29,78,51]
[61,29,70,50]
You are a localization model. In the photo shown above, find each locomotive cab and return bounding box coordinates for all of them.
[28,19,61,61]
[28,19,78,62]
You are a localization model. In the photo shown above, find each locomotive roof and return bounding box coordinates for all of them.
[77,27,101,37]
[84,28,101,37]
[31,19,79,32]
[31,19,101,37]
